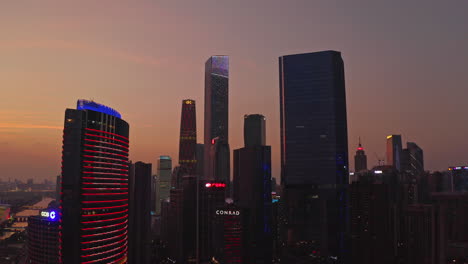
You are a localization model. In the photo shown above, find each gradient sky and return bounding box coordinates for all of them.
[1,0,467,182]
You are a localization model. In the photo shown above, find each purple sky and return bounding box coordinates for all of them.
[1,0,467,181]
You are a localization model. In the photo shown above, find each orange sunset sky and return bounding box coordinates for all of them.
[1,1,467,181]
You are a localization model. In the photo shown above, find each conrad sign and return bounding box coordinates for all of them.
[215,210,240,216]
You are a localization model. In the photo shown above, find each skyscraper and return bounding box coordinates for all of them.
[233,114,272,263]
[60,99,129,264]
[27,208,60,264]
[129,161,152,264]
[179,99,197,175]
[156,156,172,214]
[405,142,424,175]
[279,51,349,260]
[354,138,367,172]
[244,114,266,147]
[204,56,230,185]
[386,135,402,171]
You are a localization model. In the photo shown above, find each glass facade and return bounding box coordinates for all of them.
[60,100,130,264]
[279,51,349,260]
[204,56,230,182]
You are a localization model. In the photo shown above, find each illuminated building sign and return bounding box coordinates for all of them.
[205,182,226,188]
[40,210,58,221]
[77,99,122,119]
[216,210,240,216]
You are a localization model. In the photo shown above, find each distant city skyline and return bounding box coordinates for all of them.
[1,1,468,181]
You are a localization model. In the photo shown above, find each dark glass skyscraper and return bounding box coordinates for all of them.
[179,99,197,175]
[204,56,230,185]
[244,114,266,147]
[129,161,152,264]
[60,99,129,264]
[279,51,349,260]
[386,135,403,171]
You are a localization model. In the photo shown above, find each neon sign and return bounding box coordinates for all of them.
[205,183,226,188]
[41,210,57,220]
[216,210,240,216]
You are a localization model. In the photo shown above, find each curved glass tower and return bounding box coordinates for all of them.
[60,100,129,264]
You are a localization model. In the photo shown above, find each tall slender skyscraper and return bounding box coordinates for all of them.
[179,99,197,175]
[60,100,129,264]
[129,161,152,264]
[156,156,172,214]
[204,56,230,186]
[233,115,272,263]
[386,135,403,171]
[354,138,367,172]
[279,51,349,261]
[244,114,266,147]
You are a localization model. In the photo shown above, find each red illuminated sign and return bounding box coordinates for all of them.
[205,183,226,188]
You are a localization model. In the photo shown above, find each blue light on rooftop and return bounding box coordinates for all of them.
[77,99,122,119]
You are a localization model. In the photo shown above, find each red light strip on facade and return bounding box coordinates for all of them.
[83,155,127,163]
[83,171,127,176]
[81,237,127,251]
[81,225,127,237]
[82,192,128,196]
[84,149,128,158]
[83,166,128,172]
[82,198,128,204]
[83,160,128,167]
[85,133,129,146]
[82,182,128,186]
[81,245,127,263]
[82,187,128,191]
[85,138,129,150]
[82,177,128,181]
[84,144,129,154]
[82,219,128,230]
[85,128,129,140]
[80,230,127,244]
[81,214,127,223]
[111,254,127,264]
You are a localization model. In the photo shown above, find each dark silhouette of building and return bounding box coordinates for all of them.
[350,175,393,264]
[60,99,129,264]
[196,143,204,177]
[354,138,367,172]
[233,114,272,263]
[129,161,152,264]
[179,99,197,175]
[27,208,60,264]
[198,180,227,262]
[244,114,266,147]
[448,166,468,192]
[386,135,403,171]
[279,51,349,261]
[204,56,230,186]
[403,204,436,264]
[401,142,424,176]
[220,204,243,264]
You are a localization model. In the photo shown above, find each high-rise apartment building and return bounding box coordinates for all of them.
[179,99,197,175]
[60,99,129,264]
[204,56,230,186]
[279,51,349,260]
